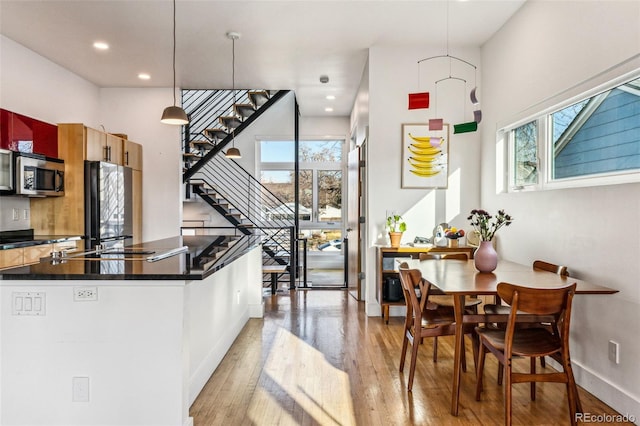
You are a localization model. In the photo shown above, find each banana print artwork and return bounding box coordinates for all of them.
[406,135,447,178]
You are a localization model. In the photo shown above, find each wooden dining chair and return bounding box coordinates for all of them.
[484,259,569,382]
[475,282,578,426]
[418,252,481,365]
[397,264,476,391]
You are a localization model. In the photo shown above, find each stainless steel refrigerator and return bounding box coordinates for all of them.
[85,161,133,249]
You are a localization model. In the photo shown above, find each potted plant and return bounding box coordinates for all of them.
[467,209,514,272]
[386,214,407,248]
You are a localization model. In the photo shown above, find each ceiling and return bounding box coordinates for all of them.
[0,0,525,116]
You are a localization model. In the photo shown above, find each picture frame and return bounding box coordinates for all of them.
[401,123,450,189]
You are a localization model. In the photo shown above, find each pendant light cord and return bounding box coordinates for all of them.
[231,36,236,146]
[171,0,177,106]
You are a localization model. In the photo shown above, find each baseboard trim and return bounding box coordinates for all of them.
[183,417,194,426]
[248,301,264,318]
[188,309,249,406]
[547,358,639,419]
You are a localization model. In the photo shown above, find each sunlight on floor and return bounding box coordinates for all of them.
[248,326,356,426]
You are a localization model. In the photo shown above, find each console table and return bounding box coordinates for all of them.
[377,245,476,323]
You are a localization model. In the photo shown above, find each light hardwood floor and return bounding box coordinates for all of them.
[190,290,629,425]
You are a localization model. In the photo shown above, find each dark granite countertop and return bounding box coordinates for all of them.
[0,235,260,281]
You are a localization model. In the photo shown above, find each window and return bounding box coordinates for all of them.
[512,120,538,187]
[506,73,640,190]
[259,139,345,251]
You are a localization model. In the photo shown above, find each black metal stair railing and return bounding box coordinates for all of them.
[182,89,250,144]
[181,88,297,290]
[190,154,295,231]
[183,90,290,182]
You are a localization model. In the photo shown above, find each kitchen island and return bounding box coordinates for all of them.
[0,235,264,426]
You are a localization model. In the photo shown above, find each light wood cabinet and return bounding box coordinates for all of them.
[85,126,106,162]
[31,124,142,244]
[0,248,24,270]
[106,133,124,165]
[53,240,79,254]
[124,140,143,170]
[85,127,123,165]
[24,244,53,265]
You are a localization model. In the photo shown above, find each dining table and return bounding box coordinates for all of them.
[408,258,619,416]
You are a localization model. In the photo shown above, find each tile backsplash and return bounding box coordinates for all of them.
[0,196,30,231]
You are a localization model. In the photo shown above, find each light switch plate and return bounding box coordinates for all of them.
[12,292,46,316]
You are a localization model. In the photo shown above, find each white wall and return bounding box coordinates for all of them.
[365,45,482,315]
[0,35,183,242]
[1,280,187,426]
[481,0,640,416]
[99,88,183,241]
[0,36,100,125]
[188,245,263,404]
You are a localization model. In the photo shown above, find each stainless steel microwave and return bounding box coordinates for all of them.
[15,152,64,197]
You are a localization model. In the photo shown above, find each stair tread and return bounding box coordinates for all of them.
[248,90,270,108]
[204,128,229,140]
[219,116,243,129]
[190,140,215,149]
[234,104,255,118]
[183,153,202,162]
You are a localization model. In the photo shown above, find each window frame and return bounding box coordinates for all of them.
[502,63,640,193]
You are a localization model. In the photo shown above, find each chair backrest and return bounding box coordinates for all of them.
[419,252,469,261]
[397,266,424,318]
[497,282,576,317]
[533,260,569,276]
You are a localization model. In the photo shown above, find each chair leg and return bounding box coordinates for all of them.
[433,336,438,362]
[540,356,546,368]
[530,357,536,401]
[497,362,504,385]
[400,331,409,372]
[505,357,513,426]
[475,342,487,400]
[407,335,420,391]
[563,355,579,426]
[471,332,479,374]
[461,335,467,373]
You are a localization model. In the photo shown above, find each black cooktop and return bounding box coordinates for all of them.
[0,229,34,243]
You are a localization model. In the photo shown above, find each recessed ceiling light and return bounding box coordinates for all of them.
[138,73,151,80]
[324,107,334,112]
[93,41,109,51]
[326,95,336,100]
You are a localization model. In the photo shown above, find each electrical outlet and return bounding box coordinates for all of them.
[236,290,241,305]
[72,377,90,402]
[12,208,19,221]
[74,287,98,301]
[23,209,29,220]
[608,340,620,364]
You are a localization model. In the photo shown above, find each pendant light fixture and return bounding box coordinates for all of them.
[160,0,189,125]
[225,31,242,159]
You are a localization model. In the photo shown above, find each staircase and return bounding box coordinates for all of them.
[181,89,298,290]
